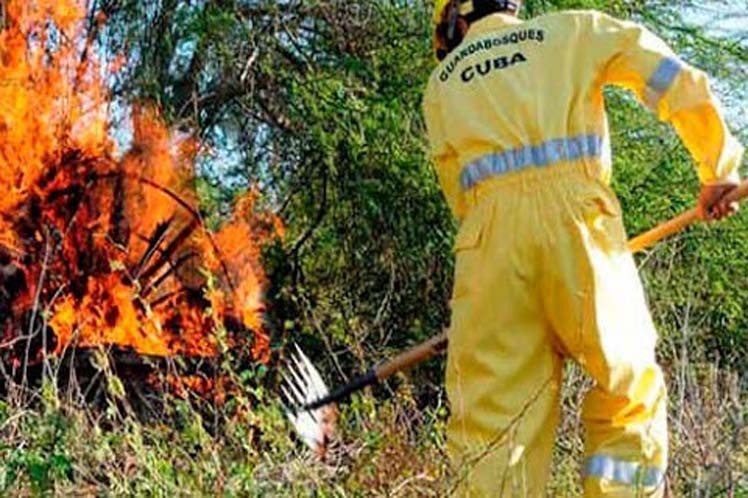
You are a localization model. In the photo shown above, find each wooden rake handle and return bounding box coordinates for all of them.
[302,178,748,411]
[374,331,449,380]
[302,332,449,411]
[628,179,748,253]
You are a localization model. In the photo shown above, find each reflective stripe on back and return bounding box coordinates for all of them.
[459,133,603,190]
[584,454,665,487]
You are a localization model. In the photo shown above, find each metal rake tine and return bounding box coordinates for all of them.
[280,385,299,412]
[289,344,329,403]
[280,344,340,457]
[290,349,325,402]
[286,355,313,404]
[281,368,308,409]
[294,344,329,398]
[285,363,324,412]
[288,351,310,394]
[281,357,307,402]
[280,387,318,426]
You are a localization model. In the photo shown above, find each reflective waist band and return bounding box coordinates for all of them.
[584,455,665,487]
[460,133,603,191]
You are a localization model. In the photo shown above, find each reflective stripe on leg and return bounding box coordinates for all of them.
[584,455,665,487]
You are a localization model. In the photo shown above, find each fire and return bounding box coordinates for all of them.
[0,1,277,365]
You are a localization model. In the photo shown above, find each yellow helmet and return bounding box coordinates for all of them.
[433,1,519,26]
[432,0,471,60]
[433,0,451,24]
[432,0,520,59]
[433,0,465,25]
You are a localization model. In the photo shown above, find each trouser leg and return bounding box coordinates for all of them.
[543,181,668,497]
[447,313,563,497]
[446,194,562,497]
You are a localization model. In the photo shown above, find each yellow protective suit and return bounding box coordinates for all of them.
[423,10,744,497]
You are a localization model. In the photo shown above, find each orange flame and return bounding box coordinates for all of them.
[0,0,277,362]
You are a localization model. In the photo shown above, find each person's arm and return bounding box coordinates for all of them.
[423,84,465,222]
[590,12,744,217]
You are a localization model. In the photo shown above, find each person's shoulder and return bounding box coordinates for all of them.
[423,69,442,107]
[532,9,615,26]
[529,9,630,37]
[425,68,441,93]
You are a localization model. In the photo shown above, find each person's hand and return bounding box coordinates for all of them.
[698,182,739,221]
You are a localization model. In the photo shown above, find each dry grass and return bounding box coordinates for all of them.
[0,336,746,496]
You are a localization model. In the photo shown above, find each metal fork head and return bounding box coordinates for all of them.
[280,344,337,458]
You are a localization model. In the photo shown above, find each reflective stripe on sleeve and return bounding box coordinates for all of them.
[459,133,603,190]
[584,455,665,487]
[645,57,682,110]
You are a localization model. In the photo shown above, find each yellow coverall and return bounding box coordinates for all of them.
[423,10,744,497]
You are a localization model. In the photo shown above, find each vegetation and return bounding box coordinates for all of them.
[1,0,747,496]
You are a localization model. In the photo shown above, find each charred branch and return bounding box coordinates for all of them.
[136,219,199,285]
[133,216,175,278]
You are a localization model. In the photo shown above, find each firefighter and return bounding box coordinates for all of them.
[423,1,744,496]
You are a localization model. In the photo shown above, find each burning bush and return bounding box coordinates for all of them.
[0,0,278,393]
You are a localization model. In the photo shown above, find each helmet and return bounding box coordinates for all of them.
[433,0,452,24]
[432,0,520,59]
[432,0,519,26]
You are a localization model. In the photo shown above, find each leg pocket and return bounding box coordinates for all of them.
[451,203,491,300]
[578,183,627,255]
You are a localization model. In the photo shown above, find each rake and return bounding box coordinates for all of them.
[281,179,748,454]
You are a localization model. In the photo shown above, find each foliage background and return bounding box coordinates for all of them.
[1,0,747,495]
